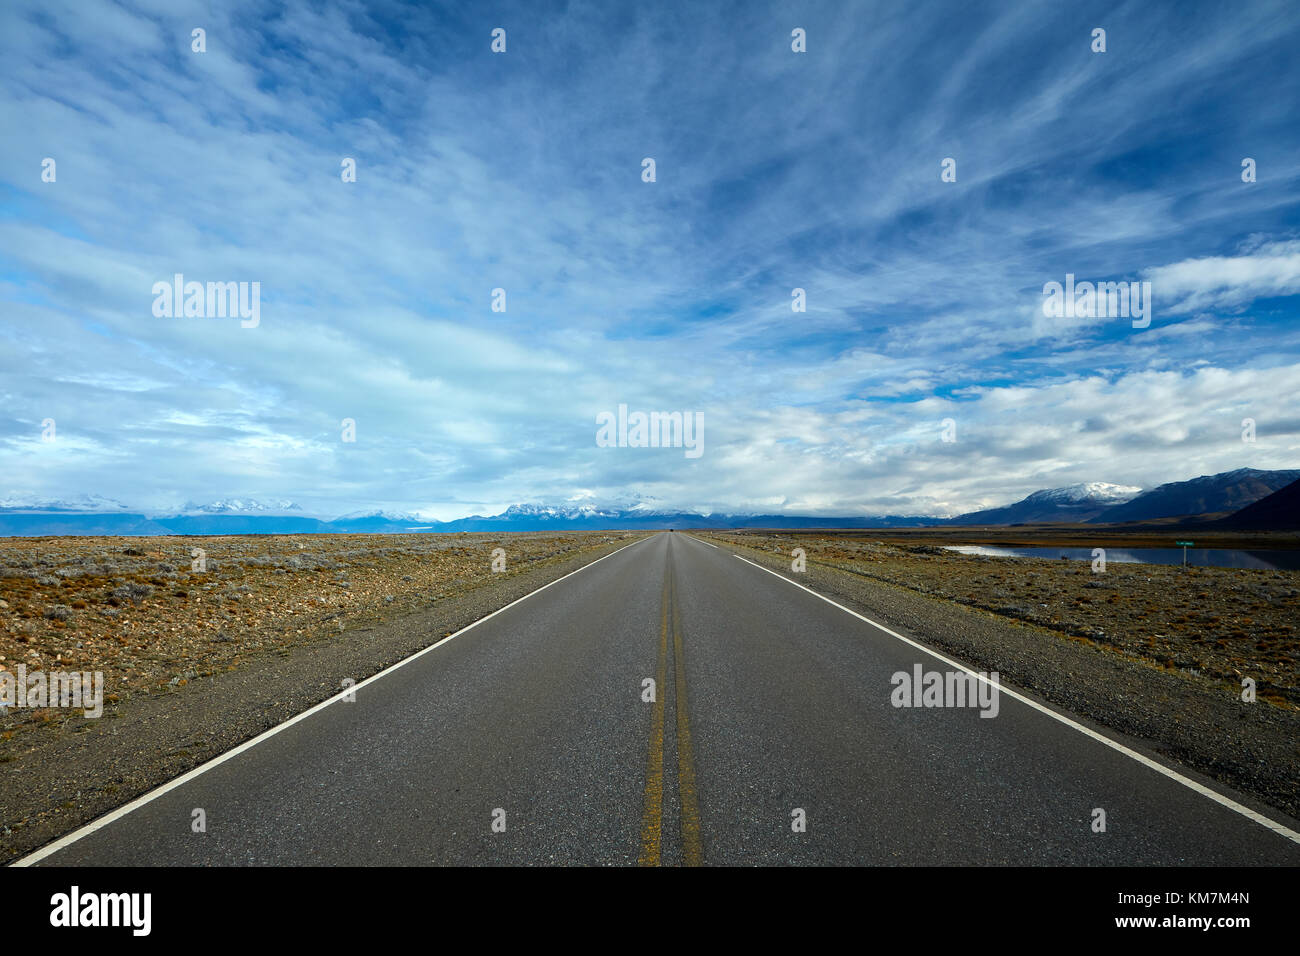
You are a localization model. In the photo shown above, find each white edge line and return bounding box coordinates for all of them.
[730,550,1300,846]
[11,534,654,867]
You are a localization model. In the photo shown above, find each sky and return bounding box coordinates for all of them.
[1,0,1298,520]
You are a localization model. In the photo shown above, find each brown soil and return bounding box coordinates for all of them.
[0,532,637,763]
[0,531,646,860]
[693,529,1300,823]
[699,530,1300,708]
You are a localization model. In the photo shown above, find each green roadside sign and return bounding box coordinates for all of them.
[1175,540,1194,546]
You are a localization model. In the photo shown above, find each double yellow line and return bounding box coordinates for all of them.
[637,567,702,866]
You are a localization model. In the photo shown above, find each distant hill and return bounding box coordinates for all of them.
[181,498,304,514]
[949,482,1142,526]
[2,470,1297,535]
[0,494,130,512]
[1089,468,1300,523]
[0,512,173,536]
[0,500,945,536]
[423,506,947,533]
[158,515,331,535]
[1207,477,1300,530]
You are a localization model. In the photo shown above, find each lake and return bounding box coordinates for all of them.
[942,545,1300,571]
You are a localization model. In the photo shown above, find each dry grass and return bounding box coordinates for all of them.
[701,531,1300,708]
[0,532,635,739]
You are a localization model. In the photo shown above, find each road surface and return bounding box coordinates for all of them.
[20,532,1300,865]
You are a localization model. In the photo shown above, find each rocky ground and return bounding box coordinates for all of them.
[697,530,1300,707]
[695,529,1300,823]
[0,532,636,735]
[0,531,644,858]
[3,528,1297,857]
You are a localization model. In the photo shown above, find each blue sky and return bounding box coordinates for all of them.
[2,0,1299,519]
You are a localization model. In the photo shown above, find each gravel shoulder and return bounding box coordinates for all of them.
[694,531,1300,828]
[0,532,645,861]
[5,528,1297,861]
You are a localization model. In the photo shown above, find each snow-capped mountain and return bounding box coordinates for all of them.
[1089,468,1300,523]
[0,493,131,512]
[2,469,1295,536]
[323,510,434,531]
[950,482,1143,525]
[1020,482,1142,505]
[501,502,622,520]
[181,498,304,514]
[437,505,943,532]
[333,509,424,523]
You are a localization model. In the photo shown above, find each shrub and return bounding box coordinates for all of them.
[110,582,154,603]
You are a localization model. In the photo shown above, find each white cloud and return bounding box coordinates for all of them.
[1,0,1297,519]
[1145,241,1300,314]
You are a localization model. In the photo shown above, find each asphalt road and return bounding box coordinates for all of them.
[20,532,1300,865]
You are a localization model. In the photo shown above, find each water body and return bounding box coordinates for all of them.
[942,545,1300,571]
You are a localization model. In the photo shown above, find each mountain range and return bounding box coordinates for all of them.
[948,482,1143,525]
[1086,468,1300,524]
[1202,477,1300,531]
[0,468,1296,535]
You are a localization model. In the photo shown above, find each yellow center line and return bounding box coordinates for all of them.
[636,570,669,866]
[671,572,703,866]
